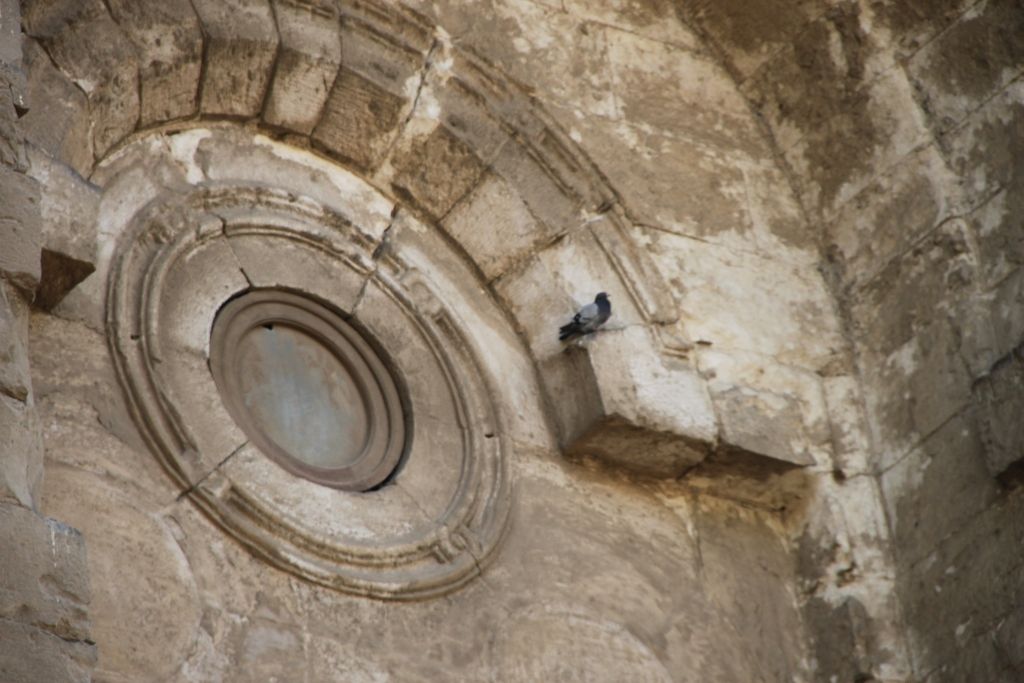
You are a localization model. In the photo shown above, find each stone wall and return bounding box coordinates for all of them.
[676,0,1024,680]
[5,0,1023,681]
[10,0,836,680]
[0,1,95,681]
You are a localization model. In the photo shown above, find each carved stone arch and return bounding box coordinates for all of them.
[23,0,826,561]
[22,0,743,480]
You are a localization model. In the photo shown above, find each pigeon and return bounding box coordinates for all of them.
[558,292,611,341]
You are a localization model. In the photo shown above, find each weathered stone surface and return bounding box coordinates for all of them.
[940,79,1024,213]
[441,172,554,280]
[880,411,999,568]
[701,348,829,468]
[0,503,91,643]
[975,346,1024,479]
[680,0,826,80]
[0,392,42,508]
[20,0,1024,679]
[105,0,203,125]
[0,0,21,65]
[19,39,92,176]
[850,219,976,359]
[24,0,140,159]
[26,148,98,309]
[263,0,341,134]
[604,27,749,139]
[311,68,407,171]
[641,226,844,372]
[0,165,41,291]
[42,466,201,682]
[0,281,31,402]
[906,0,1024,134]
[826,143,958,290]
[554,327,717,478]
[0,63,27,173]
[742,9,926,214]
[896,492,1024,679]
[391,126,486,220]
[0,619,95,683]
[866,0,976,58]
[191,0,279,117]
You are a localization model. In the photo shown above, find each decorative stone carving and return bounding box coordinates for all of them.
[105,169,511,599]
[209,289,406,491]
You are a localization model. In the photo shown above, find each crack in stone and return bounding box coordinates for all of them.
[175,440,248,503]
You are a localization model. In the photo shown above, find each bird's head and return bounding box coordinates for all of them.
[595,292,609,302]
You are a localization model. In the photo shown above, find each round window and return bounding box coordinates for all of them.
[209,290,406,491]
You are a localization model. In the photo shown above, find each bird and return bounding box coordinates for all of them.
[558,292,611,341]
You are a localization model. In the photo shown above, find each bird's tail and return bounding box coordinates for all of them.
[558,322,580,341]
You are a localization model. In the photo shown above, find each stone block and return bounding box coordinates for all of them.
[880,410,999,567]
[866,0,975,58]
[263,0,341,134]
[489,135,583,235]
[0,282,30,403]
[906,0,1024,134]
[41,468,200,682]
[391,126,486,220]
[27,148,98,310]
[896,494,1024,677]
[105,0,203,125]
[826,144,957,290]
[700,348,829,468]
[975,347,1024,479]
[0,0,21,65]
[743,16,925,214]
[555,327,717,478]
[861,315,974,470]
[0,66,27,173]
[968,187,1024,289]
[642,227,843,372]
[19,39,92,176]
[681,0,824,81]
[850,219,977,359]
[26,0,140,159]
[0,165,41,292]
[191,0,279,117]
[441,172,554,281]
[311,68,407,172]
[339,6,427,94]
[0,619,94,683]
[604,27,749,139]
[939,79,1024,213]
[0,503,91,643]
[0,394,42,508]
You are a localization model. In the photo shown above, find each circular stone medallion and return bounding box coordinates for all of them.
[210,290,406,491]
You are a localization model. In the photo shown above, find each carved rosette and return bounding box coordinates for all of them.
[107,183,510,599]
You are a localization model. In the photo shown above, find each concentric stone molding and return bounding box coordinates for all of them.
[209,289,407,491]
[106,183,511,599]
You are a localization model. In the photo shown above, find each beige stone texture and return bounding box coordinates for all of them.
[23,0,140,160]
[263,0,341,134]
[8,0,1024,680]
[105,0,203,125]
[190,0,279,117]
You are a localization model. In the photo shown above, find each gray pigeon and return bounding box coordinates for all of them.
[559,292,611,341]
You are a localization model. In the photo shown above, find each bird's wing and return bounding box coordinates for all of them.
[575,301,599,324]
